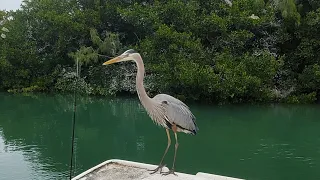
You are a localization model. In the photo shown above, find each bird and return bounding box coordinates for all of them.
[103,49,199,175]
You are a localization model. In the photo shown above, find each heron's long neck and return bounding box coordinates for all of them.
[134,54,151,106]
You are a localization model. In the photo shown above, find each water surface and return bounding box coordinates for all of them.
[0,92,319,180]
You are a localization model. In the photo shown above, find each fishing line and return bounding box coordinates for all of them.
[97,54,112,58]
[69,58,79,180]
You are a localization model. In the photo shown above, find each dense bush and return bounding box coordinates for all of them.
[0,0,319,104]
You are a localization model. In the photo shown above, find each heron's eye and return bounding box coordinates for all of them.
[162,101,168,105]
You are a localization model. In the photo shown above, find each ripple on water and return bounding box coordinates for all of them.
[240,140,317,169]
[0,133,67,180]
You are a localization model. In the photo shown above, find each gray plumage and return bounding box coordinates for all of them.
[152,94,198,135]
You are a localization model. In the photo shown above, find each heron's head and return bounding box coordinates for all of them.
[102,49,137,65]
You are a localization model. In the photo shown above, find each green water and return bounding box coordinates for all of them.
[0,92,319,180]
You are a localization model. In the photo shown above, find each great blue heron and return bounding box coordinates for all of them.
[103,49,199,175]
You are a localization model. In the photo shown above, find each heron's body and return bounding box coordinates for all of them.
[103,49,198,175]
[149,94,198,134]
[133,53,198,135]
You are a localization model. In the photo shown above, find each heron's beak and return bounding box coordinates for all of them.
[102,56,121,65]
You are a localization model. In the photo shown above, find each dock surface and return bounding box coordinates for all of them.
[72,159,244,180]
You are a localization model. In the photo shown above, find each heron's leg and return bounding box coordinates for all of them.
[162,127,178,176]
[149,129,171,174]
[172,132,179,170]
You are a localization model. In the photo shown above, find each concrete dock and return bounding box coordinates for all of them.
[72,159,244,180]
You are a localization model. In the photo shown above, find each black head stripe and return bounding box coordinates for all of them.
[125,49,136,54]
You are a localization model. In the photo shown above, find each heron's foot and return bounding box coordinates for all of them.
[148,164,166,174]
[161,169,177,176]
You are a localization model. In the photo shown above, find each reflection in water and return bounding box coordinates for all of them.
[0,130,68,180]
[0,92,319,180]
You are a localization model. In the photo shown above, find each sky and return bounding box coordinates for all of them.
[0,0,23,11]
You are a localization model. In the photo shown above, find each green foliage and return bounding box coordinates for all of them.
[278,0,301,26]
[69,46,98,66]
[90,28,121,55]
[137,24,207,98]
[54,71,93,94]
[298,64,320,92]
[1,0,320,103]
[285,92,317,104]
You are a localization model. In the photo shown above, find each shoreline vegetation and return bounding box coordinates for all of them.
[1,0,319,104]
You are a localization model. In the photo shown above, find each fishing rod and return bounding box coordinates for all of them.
[68,53,108,179]
[69,58,79,180]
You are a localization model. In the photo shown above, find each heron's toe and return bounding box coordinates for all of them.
[161,169,177,176]
[148,164,166,174]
